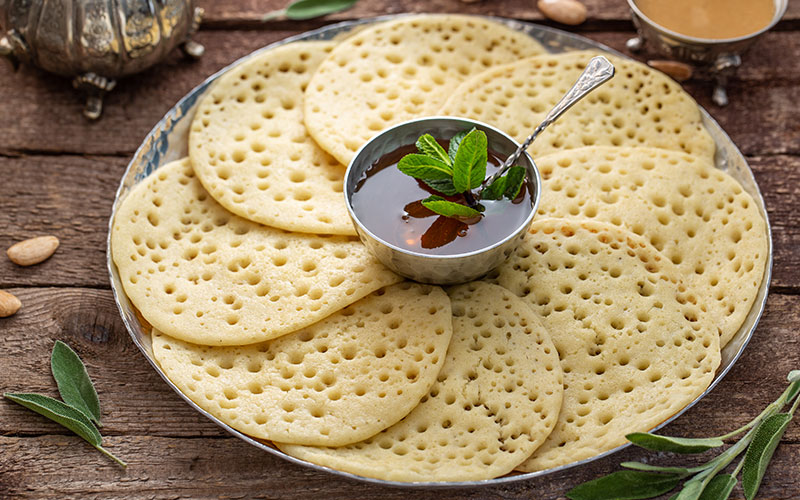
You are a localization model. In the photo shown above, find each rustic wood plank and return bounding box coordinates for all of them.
[1,433,798,499]
[1,153,797,289]
[1,288,798,449]
[196,0,800,25]
[1,29,799,156]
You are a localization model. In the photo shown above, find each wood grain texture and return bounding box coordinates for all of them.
[1,30,799,156]
[1,1,799,497]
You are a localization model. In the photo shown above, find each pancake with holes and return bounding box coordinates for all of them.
[111,158,402,346]
[491,218,720,471]
[278,282,563,482]
[535,146,767,348]
[151,283,453,446]
[303,14,546,166]
[189,41,356,236]
[439,50,715,161]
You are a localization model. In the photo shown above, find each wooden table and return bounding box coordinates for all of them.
[1,1,798,498]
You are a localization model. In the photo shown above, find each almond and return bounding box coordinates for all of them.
[647,60,693,82]
[0,290,21,317]
[537,0,587,25]
[7,235,60,266]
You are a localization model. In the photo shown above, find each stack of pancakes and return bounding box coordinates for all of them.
[111,15,768,482]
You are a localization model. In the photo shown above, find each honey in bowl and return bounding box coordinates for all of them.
[635,0,775,39]
[350,138,533,256]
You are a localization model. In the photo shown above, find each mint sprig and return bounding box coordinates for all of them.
[4,341,125,467]
[567,370,800,500]
[397,129,527,219]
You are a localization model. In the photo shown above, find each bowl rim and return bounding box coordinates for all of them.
[626,0,788,45]
[343,115,542,260]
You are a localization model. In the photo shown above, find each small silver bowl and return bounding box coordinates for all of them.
[344,116,541,285]
[626,0,788,106]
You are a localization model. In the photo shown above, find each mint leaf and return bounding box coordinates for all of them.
[422,178,458,196]
[742,412,792,500]
[567,470,681,500]
[421,196,481,218]
[452,129,487,192]
[627,433,725,454]
[502,166,526,199]
[447,128,473,164]
[416,134,451,166]
[51,341,102,427]
[398,154,453,180]
[698,474,736,500]
[483,166,527,200]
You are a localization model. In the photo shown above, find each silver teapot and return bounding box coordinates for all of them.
[0,0,204,119]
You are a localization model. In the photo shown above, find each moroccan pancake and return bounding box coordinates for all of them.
[535,146,767,347]
[151,283,453,446]
[439,50,715,161]
[189,41,356,236]
[303,14,546,165]
[111,158,401,346]
[491,218,720,471]
[278,282,563,482]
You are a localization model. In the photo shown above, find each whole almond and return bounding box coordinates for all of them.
[0,290,21,317]
[7,235,60,266]
[537,0,587,25]
[647,60,693,82]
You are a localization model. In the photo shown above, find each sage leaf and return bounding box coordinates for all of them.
[51,341,101,426]
[673,479,704,500]
[742,412,792,500]
[698,474,737,500]
[4,393,102,445]
[423,178,459,196]
[452,129,487,192]
[284,0,358,20]
[620,462,691,476]
[448,128,473,164]
[788,370,800,383]
[416,134,451,166]
[421,196,481,218]
[567,471,681,500]
[627,432,725,454]
[397,154,453,180]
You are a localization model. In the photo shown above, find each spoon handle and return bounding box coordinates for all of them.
[479,56,615,194]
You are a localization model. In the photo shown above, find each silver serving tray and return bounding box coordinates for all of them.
[106,15,773,488]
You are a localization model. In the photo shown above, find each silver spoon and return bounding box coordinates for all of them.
[478,55,616,196]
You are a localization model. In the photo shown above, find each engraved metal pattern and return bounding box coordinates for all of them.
[0,0,204,119]
[107,16,772,488]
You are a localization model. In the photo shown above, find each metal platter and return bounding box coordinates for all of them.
[107,15,773,488]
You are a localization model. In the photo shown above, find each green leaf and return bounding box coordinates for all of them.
[285,0,358,20]
[742,412,792,500]
[422,178,458,196]
[787,380,800,405]
[421,196,481,218]
[567,471,681,500]
[621,462,691,476]
[501,166,526,199]
[447,128,473,164]
[627,432,725,454]
[397,154,453,181]
[51,341,101,426]
[673,479,704,500]
[452,129,487,192]
[4,393,101,445]
[481,175,508,200]
[698,474,737,500]
[416,134,451,166]
[788,370,800,383]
